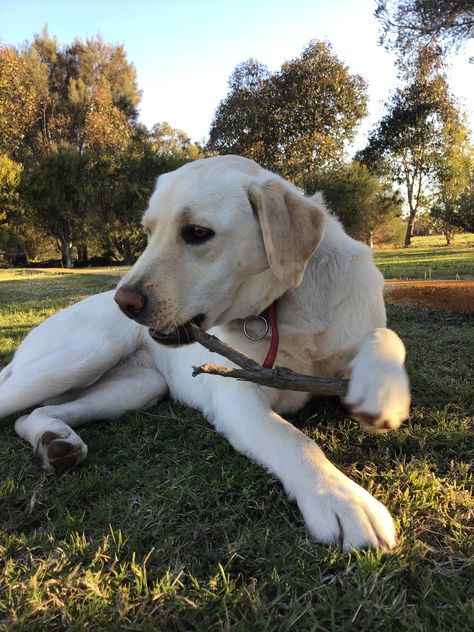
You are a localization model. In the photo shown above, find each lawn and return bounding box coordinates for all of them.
[374,234,474,280]
[0,265,473,631]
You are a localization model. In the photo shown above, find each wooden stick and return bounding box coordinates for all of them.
[189,324,261,370]
[189,324,348,397]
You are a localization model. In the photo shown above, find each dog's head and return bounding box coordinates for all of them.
[115,155,325,345]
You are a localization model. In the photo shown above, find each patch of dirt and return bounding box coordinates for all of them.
[385,280,474,313]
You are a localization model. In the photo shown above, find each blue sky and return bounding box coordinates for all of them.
[1,0,473,151]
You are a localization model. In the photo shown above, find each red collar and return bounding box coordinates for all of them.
[242,301,280,369]
[263,301,279,369]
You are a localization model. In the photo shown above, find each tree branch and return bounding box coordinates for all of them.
[189,324,348,397]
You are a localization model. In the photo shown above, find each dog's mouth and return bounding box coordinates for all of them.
[148,314,205,346]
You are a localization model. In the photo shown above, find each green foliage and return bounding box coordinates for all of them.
[431,183,474,235]
[151,121,203,161]
[208,42,368,185]
[305,161,402,245]
[17,139,195,266]
[1,27,140,162]
[207,58,285,168]
[276,43,368,182]
[376,0,474,53]
[0,29,203,266]
[0,155,22,223]
[87,142,192,264]
[430,123,474,241]
[20,147,90,267]
[0,45,39,157]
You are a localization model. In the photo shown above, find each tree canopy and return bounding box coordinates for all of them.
[0,155,23,224]
[305,161,402,245]
[20,147,90,267]
[208,42,368,185]
[1,24,472,265]
[0,27,141,163]
[0,29,204,266]
[376,0,474,53]
[358,46,471,245]
[0,46,39,158]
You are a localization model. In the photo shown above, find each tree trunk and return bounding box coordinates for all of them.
[61,240,74,268]
[404,212,416,247]
[443,223,454,246]
[121,238,134,265]
[77,244,88,264]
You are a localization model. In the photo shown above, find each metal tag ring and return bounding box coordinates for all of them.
[243,315,269,341]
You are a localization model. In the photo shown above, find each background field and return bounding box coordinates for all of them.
[374,234,474,280]
[0,242,473,630]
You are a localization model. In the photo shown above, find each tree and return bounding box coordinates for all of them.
[1,29,203,266]
[0,46,39,158]
[430,114,473,242]
[20,147,90,267]
[431,179,474,235]
[451,187,474,233]
[3,28,140,162]
[376,0,474,53]
[151,122,202,160]
[207,59,275,167]
[63,34,140,152]
[274,42,368,182]
[358,46,467,246]
[305,161,402,246]
[208,42,368,185]
[0,155,23,223]
[87,141,192,264]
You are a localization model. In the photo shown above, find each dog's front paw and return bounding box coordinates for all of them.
[299,470,397,551]
[345,357,410,431]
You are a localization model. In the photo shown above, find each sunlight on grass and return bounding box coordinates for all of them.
[374,245,473,279]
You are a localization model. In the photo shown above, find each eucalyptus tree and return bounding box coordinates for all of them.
[358,47,469,245]
[305,161,402,246]
[376,0,474,53]
[208,42,368,185]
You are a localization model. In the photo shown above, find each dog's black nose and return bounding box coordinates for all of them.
[114,286,146,319]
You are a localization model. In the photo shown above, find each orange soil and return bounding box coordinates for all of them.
[384,280,474,313]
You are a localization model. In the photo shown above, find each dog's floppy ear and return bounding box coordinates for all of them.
[248,178,325,287]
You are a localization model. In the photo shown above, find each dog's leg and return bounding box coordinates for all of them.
[0,343,122,420]
[15,366,167,472]
[210,381,397,551]
[344,328,410,431]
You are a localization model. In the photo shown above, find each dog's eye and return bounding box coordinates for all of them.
[181,225,215,245]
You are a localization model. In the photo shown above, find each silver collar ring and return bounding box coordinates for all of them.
[243,315,269,341]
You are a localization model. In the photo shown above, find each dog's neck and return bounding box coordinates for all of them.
[224,213,371,340]
[274,214,370,336]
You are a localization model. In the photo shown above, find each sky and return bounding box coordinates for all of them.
[1,0,473,153]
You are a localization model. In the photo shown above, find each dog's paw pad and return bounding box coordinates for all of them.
[38,431,88,473]
[41,431,61,447]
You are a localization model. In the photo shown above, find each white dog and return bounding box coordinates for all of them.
[0,156,410,551]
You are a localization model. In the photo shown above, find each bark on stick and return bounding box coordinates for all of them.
[189,324,348,397]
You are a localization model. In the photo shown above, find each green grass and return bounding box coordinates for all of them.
[374,234,474,280]
[408,234,474,249]
[0,270,473,631]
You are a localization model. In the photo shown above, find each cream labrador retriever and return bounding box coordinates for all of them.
[0,156,410,551]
